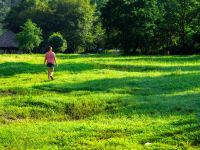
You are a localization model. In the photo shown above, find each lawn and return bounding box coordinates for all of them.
[0,54,200,149]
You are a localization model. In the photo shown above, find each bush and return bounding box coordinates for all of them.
[48,32,67,52]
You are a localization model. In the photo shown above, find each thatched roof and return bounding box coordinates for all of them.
[0,31,19,48]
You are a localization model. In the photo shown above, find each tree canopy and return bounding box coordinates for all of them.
[48,32,67,52]
[1,0,199,54]
[101,0,200,54]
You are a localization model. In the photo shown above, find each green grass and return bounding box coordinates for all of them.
[0,54,200,149]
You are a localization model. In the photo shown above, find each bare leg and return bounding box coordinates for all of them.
[48,67,51,79]
[50,67,54,76]
[50,67,54,80]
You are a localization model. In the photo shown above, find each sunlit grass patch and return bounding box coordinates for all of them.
[0,54,200,149]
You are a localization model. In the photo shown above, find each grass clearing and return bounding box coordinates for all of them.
[0,54,200,149]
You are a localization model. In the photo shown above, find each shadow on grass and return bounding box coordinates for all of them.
[111,55,200,62]
[34,73,200,95]
[0,62,44,77]
[1,56,200,77]
[56,53,119,60]
[0,62,95,77]
[57,54,200,62]
[33,72,200,119]
[97,63,200,72]
[1,56,200,120]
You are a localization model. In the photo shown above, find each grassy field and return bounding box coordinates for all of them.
[0,54,200,149]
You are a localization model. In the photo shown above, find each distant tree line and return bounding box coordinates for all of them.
[101,0,200,54]
[1,0,200,54]
[5,0,105,53]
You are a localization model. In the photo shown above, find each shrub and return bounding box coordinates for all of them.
[48,32,67,52]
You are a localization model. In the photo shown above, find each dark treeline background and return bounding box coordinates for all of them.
[0,0,199,54]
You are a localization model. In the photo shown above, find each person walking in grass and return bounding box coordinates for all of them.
[44,46,57,80]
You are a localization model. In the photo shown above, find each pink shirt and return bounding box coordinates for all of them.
[45,51,56,64]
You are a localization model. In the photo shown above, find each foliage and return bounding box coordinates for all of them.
[157,0,200,54]
[0,0,10,34]
[6,0,51,33]
[16,19,43,53]
[48,32,67,52]
[101,0,159,54]
[101,0,200,54]
[6,0,104,53]
[3,0,200,54]
[91,0,108,16]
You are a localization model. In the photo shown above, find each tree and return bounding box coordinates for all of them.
[91,0,108,16]
[0,0,10,34]
[6,0,104,53]
[156,0,200,54]
[49,0,102,52]
[48,32,67,52]
[101,0,159,54]
[16,19,43,53]
[7,0,199,54]
[6,0,51,34]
